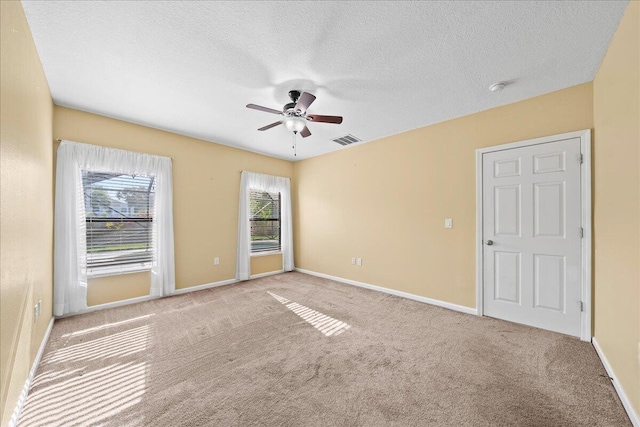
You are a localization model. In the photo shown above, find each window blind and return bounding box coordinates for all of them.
[82,171,155,274]
[249,190,281,253]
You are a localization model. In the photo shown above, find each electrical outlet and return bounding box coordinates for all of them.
[445,218,453,229]
[357,258,362,266]
[214,257,220,266]
[34,304,39,322]
[351,257,356,265]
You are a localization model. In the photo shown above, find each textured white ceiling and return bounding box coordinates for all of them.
[21,1,627,161]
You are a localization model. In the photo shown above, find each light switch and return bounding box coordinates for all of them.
[445,218,453,229]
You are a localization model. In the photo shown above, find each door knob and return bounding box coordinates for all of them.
[486,240,494,246]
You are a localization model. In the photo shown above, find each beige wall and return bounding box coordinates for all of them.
[54,107,292,306]
[593,1,640,415]
[0,1,54,425]
[86,272,150,307]
[294,83,593,309]
[251,254,283,277]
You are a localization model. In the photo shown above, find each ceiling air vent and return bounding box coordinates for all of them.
[331,134,362,146]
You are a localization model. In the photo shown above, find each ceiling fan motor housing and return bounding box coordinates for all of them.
[284,90,302,114]
[288,90,301,102]
[283,102,298,114]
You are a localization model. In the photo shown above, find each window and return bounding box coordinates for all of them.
[249,190,281,253]
[82,171,155,275]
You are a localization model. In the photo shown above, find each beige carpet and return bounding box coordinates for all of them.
[18,272,630,426]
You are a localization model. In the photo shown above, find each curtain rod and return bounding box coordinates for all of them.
[53,139,173,159]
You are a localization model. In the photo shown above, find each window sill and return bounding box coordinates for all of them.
[250,251,283,258]
[87,264,151,279]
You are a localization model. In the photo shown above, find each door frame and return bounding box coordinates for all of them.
[475,129,592,341]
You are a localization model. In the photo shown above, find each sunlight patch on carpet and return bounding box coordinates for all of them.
[18,319,153,427]
[268,291,351,336]
[44,325,150,363]
[19,362,147,427]
[59,314,155,339]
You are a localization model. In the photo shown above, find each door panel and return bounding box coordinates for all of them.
[495,185,521,236]
[534,254,565,312]
[494,158,521,178]
[534,182,565,237]
[534,151,566,174]
[494,251,520,304]
[483,138,582,337]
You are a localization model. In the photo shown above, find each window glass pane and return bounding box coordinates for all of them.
[249,190,281,253]
[82,171,155,275]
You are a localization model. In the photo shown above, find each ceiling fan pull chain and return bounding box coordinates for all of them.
[293,133,297,157]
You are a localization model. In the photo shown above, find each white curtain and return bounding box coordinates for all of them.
[54,141,175,316]
[54,145,88,315]
[236,171,294,281]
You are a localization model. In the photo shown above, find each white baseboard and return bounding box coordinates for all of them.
[56,278,239,318]
[250,269,284,280]
[295,268,477,316]
[592,337,639,426]
[57,272,288,318]
[171,278,238,295]
[57,294,159,318]
[8,317,55,427]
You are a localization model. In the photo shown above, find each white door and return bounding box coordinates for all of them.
[482,138,582,337]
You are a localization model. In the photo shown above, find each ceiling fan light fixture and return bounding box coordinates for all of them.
[283,116,306,133]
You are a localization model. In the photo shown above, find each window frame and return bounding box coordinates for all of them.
[83,171,155,278]
[248,189,282,256]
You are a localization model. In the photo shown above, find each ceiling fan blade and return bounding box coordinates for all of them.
[258,121,282,131]
[306,114,343,124]
[300,126,311,138]
[247,104,282,115]
[294,92,316,112]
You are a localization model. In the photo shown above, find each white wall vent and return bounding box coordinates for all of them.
[331,134,362,146]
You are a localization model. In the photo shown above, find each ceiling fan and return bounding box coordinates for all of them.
[246,90,343,138]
